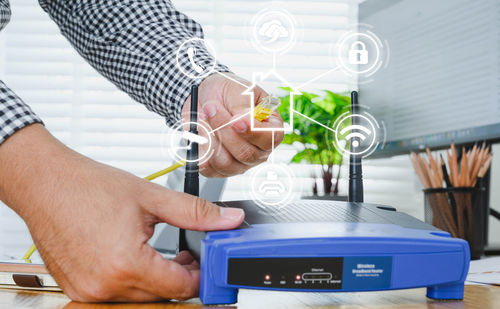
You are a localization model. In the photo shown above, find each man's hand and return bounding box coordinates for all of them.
[0,124,244,302]
[183,73,284,177]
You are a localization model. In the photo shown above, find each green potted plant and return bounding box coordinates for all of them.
[277,88,350,198]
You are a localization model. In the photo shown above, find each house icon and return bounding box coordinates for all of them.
[242,69,301,132]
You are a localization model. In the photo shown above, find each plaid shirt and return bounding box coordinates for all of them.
[0,0,228,145]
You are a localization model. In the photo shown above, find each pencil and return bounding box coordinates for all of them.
[410,152,430,188]
[478,155,493,178]
[418,153,436,188]
[426,148,442,187]
[462,148,470,187]
[450,144,459,187]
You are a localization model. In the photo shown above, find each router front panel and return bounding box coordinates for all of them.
[198,222,470,305]
[227,256,393,290]
[228,257,345,289]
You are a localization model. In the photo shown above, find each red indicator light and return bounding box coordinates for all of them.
[296,275,301,280]
[265,275,271,280]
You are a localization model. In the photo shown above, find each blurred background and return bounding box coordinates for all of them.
[0,0,499,258]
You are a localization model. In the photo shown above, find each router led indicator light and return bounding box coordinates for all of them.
[264,275,271,281]
[296,275,301,280]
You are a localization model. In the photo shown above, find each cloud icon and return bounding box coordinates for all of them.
[258,19,289,43]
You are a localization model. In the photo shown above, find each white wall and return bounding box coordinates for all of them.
[489,144,500,245]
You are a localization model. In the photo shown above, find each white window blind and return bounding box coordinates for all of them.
[0,0,422,258]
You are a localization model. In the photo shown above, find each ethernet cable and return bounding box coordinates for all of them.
[253,96,281,121]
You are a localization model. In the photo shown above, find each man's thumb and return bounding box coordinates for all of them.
[149,189,244,231]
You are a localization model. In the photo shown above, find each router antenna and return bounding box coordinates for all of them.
[184,85,200,196]
[348,91,364,203]
[180,84,200,251]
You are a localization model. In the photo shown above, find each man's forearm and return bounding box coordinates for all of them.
[0,123,65,218]
[38,0,230,126]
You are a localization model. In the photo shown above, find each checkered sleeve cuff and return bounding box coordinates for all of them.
[0,81,43,145]
[0,0,11,31]
[39,0,231,127]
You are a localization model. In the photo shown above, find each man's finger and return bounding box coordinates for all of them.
[133,245,200,300]
[234,113,284,151]
[144,184,244,231]
[208,137,252,176]
[203,101,268,166]
[199,164,226,177]
[173,250,196,265]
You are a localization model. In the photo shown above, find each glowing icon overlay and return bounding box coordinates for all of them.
[331,24,389,82]
[182,131,208,147]
[249,163,298,210]
[259,171,286,196]
[348,41,369,65]
[251,9,297,54]
[340,125,372,148]
[176,38,217,79]
[187,47,204,74]
[332,110,380,158]
[338,32,380,75]
[259,19,289,43]
[167,120,214,165]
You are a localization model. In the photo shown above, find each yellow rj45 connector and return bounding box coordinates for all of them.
[253,96,281,121]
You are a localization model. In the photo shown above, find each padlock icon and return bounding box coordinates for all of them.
[348,41,368,65]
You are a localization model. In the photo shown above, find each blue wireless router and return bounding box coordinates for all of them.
[181,90,470,305]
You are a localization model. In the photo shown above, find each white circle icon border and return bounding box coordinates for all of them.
[175,38,218,80]
[249,163,297,210]
[251,9,297,54]
[168,120,215,165]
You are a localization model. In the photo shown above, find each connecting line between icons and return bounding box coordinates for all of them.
[216,71,250,88]
[271,130,275,164]
[293,110,337,134]
[296,66,340,90]
[208,111,251,134]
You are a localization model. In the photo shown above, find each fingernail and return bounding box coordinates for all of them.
[268,116,283,127]
[220,207,244,221]
[232,120,248,133]
[203,102,217,118]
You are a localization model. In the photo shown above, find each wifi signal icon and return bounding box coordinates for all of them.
[340,125,372,148]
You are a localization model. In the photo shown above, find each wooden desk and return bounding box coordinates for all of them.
[0,285,498,309]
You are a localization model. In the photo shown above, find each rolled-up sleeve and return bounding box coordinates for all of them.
[0,0,10,31]
[38,0,230,126]
[0,81,43,145]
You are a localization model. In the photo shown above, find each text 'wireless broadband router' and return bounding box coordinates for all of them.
[181,87,470,305]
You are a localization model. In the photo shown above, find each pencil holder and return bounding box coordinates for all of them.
[423,187,486,260]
